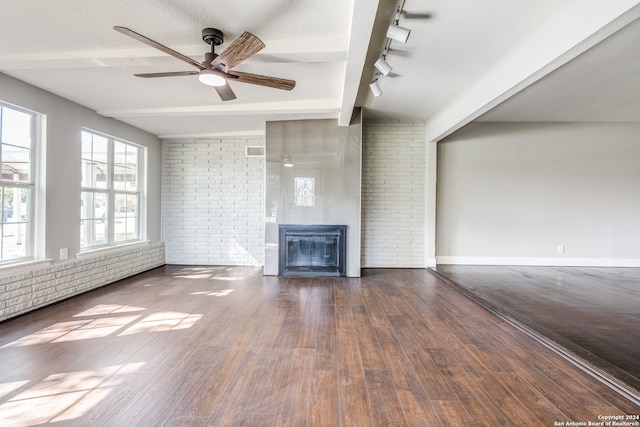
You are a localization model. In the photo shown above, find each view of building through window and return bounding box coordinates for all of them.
[81,130,141,249]
[0,103,34,262]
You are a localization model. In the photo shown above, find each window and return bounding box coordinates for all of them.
[0,102,36,263]
[81,130,142,249]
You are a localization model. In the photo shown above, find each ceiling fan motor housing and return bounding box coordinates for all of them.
[202,28,224,46]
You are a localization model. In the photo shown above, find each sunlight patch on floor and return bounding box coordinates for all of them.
[73,304,145,317]
[118,311,203,335]
[0,362,145,425]
[52,315,142,343]
[190,289,235,297]
[1,315,143,347]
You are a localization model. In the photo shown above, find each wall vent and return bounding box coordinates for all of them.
[246,146,265,157]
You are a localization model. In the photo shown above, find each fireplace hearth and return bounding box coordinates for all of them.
[278,224,347,277]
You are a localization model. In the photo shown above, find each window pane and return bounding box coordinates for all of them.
[80,191,108,248]
[113,163,126,191]
[82,158,108,189]
[114,141,126,164]
[81,131,109,189]
[1,107,32,148]
[93,135,109,165]
[1,223,28,260]
[114,193,138,242]
[80,191,92,220]
[113,142,138,191]
[81,132,93,187]
[80,219,107,248]
[2,145,31,182]
[2,187,30,223]
[0,104,35,263]
[81,130,142,249]
[85,192,108,221]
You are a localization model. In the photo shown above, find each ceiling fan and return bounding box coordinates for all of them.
[113,26,296,101]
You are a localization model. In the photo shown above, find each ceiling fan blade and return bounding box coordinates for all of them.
[227,71,295,91]
[134,71,199,78]
[211,32,265,72]
[214,84,237,101]
[114,26,204,70]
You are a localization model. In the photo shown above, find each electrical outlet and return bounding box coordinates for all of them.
[557,245,565,254]
[60,248,68,260]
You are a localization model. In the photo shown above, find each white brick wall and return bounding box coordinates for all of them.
[362,121,426,267]
[163,138,265,265]
[0,241,165,322]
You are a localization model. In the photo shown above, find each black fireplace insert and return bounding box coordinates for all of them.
[278,224,347,277]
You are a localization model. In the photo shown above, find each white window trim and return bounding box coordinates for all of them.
[0,100,42,265]
[80,128,145,251]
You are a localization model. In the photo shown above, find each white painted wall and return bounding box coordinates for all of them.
[162,138,265,266]
[361,120,427,268]
[437,122,640,266]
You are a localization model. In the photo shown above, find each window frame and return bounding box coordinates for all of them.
[80,129,143,250]
[0,101,37,265]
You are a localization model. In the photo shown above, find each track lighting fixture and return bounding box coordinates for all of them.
[369,0,411,98]
[386,24,411,43]
[374,57,393,76]
[369,80,382,97]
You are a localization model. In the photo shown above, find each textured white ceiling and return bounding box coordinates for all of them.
[1,0,639,139]
[0,0,359,138]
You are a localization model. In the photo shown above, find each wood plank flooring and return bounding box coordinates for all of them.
[434,265,640,393]
[0,266,638,426]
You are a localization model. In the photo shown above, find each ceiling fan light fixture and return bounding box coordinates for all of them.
[284,155,294,167]
[198,70,227,86]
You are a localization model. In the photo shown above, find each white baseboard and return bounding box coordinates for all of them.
[435,256,640,267]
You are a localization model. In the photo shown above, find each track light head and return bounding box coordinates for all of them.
[369,81,382,97]
[387,24,411,43]
[374,57,393,76]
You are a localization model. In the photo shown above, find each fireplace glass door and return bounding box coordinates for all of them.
[278,225,346,276]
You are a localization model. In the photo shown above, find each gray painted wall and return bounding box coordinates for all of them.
[437,121,640,266]
[265,116,362,276]
[0,72,162,262]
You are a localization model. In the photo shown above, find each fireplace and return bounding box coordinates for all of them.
[278,225,347,277]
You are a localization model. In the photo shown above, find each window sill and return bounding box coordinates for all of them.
[77,241,152,259]
[0,259,54,278]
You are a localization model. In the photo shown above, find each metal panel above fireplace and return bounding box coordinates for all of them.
[278,225,347,277]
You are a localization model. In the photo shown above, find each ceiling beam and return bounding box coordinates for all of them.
[0,38,348,70]
[338,0,382,126]
[98,98,341,117]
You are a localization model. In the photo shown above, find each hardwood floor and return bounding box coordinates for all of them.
[433,265,640,394]
[0,266,638,426]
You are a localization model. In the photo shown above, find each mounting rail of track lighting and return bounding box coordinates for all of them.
[369,0,411,97]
